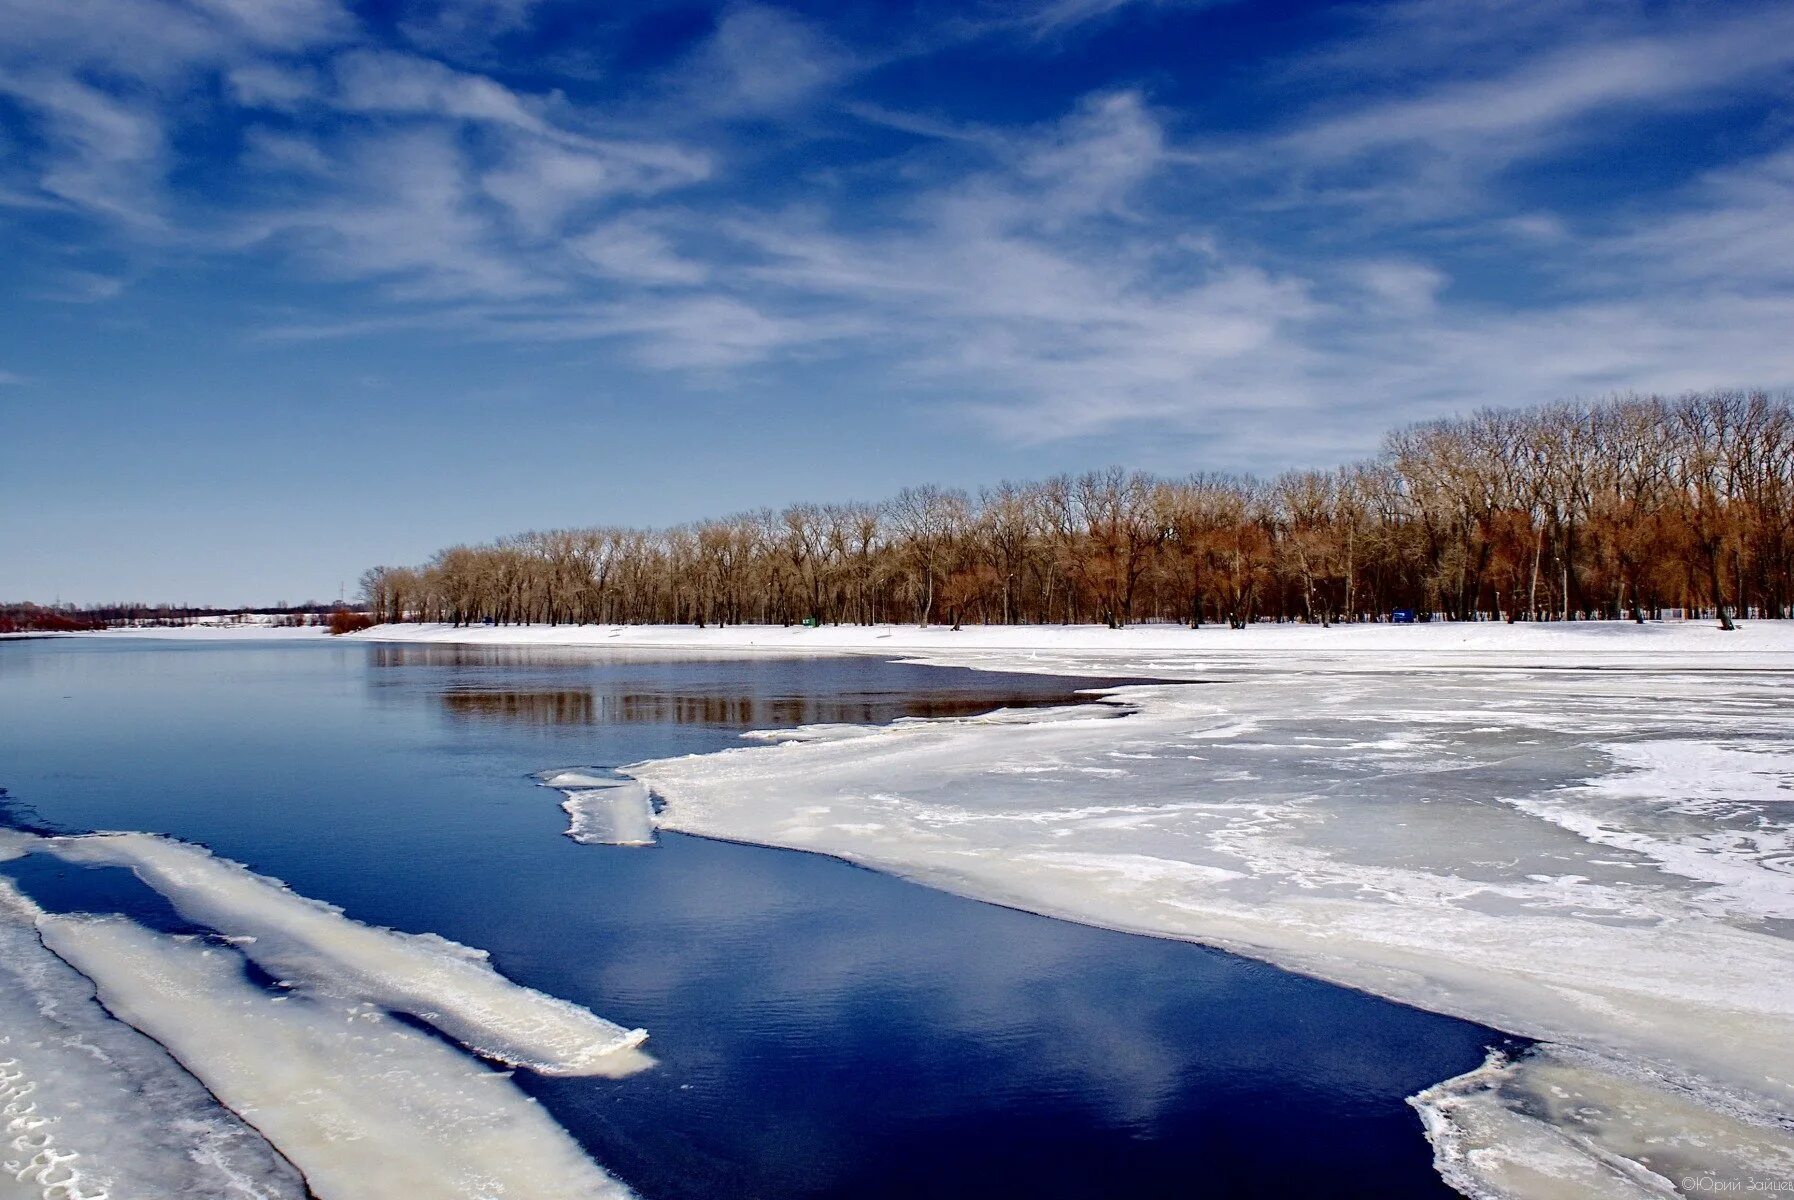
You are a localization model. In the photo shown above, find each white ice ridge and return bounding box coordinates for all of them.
[36,914,636,1200]
[0,879,307,1200]
[533,772,655,846]
[618,664,1794,1198]
[19,831,650,1076]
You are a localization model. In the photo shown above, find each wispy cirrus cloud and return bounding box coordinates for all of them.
[2,0,1792,470]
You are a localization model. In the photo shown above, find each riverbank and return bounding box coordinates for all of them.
[349,617,1794,674]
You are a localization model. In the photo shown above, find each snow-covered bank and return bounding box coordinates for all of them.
[6,625,335,642]
[364,621,1794,1198]
[353,617,1794,668]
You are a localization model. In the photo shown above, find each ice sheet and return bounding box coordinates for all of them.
[618,664,1794,1198]
[36,914,636,1200]
[1412,1046,1794,1200]
[0,880,306,1200]
[28,832,650,1076]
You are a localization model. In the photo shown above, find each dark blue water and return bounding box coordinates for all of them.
[0,638,1502,1199]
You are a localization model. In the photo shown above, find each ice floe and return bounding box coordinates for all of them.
[36,913,636,1200]
[534,770,657,846]
[1412,1045,1794,1200]
[0,879,307,1200]
[23,830,649,1076]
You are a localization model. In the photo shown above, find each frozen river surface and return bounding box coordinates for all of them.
[0,636,1513,1200]
[600,629,1794,1200]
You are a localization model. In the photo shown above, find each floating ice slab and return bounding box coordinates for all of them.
[37,914,636,1200]
[30,832,649,1076]
[560,785,656,847]
[537,770,615,789]
[0,880,307,1200]
[534,771,657,846]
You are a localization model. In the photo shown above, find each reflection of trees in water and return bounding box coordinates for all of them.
[438,688,1087,727]
[441,690,601,724]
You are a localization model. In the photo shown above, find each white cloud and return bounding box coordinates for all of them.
[189,0,354,50]
[330,49,550,131]
[227,62,322,109]
[0,0,353,225]
[569,218,710,286]
[480,136,710,238]
[1281,6,1794,168]
[0,69,167,225]
[3,0,1791,473]
[397,0,541,55]
[39,269,129,303]
[1353,260,1446,312]
[677,6,851,115]
[1615,147,1794,293]
[245,128,558,300]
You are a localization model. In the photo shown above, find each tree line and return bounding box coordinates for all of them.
[0,603,357,633]
[359,390,1793,631]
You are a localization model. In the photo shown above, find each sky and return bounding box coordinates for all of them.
[2,0,1792,605]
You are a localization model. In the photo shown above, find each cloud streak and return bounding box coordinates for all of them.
[1,0,1791,469]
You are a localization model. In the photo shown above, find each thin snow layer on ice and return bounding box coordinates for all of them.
[533,772,656,846]
[36,914,635,1200]
[1507,740,1794,920]
[623,664,1794,1197]
[31,831,650,1076]
[0,880,307,1200]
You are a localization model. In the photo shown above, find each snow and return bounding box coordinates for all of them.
[0,880,307,1200]
[37,914,636,1200]
[353,616,1794,669]
[15,831,649,1077]
[81,627,332,640]
[359,620,1794,1198]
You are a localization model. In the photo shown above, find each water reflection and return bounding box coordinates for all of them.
[442,690,604,724]
[439,688,1095,727]
[373,642,1117,729]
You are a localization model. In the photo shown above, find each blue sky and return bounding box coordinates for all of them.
[3,0,1792,604]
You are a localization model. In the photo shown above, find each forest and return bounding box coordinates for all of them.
[358,390,1794,631]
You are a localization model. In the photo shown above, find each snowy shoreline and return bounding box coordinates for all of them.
[350,616,1794,659]
[30,613,1793,660]
[357,620,1794,1199]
